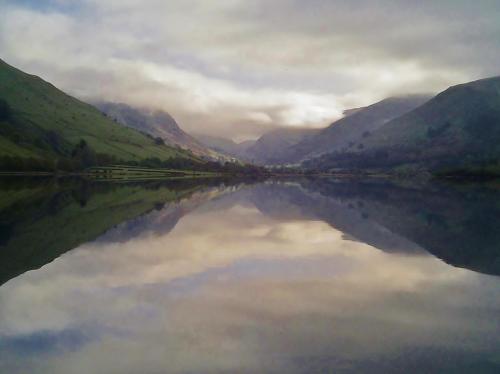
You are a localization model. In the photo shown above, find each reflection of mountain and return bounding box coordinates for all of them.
[307,179,500,276]
[96,187,230,243]
[2,176,498,288]
[247,182,425,254]
[241,179,500,276]
[0,178,226,286]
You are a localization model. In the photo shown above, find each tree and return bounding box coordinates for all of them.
[0,99,12,120]
[71,139,97,169]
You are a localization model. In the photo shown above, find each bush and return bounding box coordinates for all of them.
[0,99,12,120]
[71,139,97,169]
[154,137,165,145]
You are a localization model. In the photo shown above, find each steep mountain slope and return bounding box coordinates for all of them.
[243,127,319,164]
[284,95,431,164]
[306,76,500,174]
[0,59,197,168]
[94,102,220,159]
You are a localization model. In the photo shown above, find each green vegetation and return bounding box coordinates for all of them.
[0,59,272,177]
[0,58,202,171]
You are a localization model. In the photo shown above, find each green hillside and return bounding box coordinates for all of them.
[305,76,500,175]
[0,58,199,169]
[367,76,500,152]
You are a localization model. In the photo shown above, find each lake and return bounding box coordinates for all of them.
[0,177,499,373]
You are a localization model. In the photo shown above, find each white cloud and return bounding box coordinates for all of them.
[1,0,499,139]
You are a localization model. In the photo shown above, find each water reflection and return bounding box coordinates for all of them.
[0,177,235,286]
[0,178,499,373]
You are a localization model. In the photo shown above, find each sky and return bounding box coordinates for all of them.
[1,0,500,140]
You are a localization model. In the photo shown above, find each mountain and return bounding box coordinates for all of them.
[306,76,500,175]
[94,102,221,159]
[196,128,318,164]
[0,58,199,170]
[195,134,256,160]
[282,95,431,164]
[243,127,319,164]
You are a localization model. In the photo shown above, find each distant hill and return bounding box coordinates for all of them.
[195,134,255,160]
[243,127,319,164]
[94,102,222,159]
[196,127,318,165]
[0,59,200,170]
[283,95,431,164]
[306,76,500,175]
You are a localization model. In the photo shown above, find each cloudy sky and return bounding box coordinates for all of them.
[1,0,500,140]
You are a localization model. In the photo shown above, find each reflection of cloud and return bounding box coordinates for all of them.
[0,328,90,355]
[2,1,499,138]
[0,186,498,373]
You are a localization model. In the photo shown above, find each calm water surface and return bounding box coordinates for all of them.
[0,177,499,373]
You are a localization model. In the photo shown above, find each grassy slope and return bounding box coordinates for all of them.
[0,129,40,158]
[0,59,198,162]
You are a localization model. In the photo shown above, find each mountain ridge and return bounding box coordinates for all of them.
[94,102,223,159]
[282,95,432,164]
[305,75,500,174]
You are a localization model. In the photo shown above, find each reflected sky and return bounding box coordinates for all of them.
[0,181,499,373]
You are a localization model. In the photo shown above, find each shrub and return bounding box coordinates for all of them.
[0,99,12,120]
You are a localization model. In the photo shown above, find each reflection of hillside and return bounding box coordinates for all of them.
[96,186,233,243]
[1,176,497,288]
[297,179,500,276]
[235,179,500,276]
[249,181,425,254]
[0,178,227,286]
